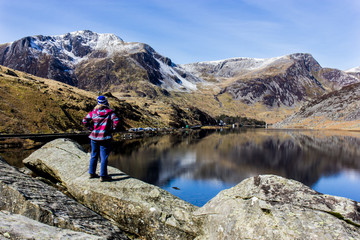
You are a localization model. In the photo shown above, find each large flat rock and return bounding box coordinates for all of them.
[23,139,202,239]
[194,175,360,239]
[0,156,128,239]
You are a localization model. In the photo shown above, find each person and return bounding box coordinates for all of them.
[82,96,119,182]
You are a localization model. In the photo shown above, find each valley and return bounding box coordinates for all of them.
[0,30,359,133]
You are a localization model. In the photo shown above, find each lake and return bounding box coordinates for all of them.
[106,128,360,206]
[1,128,360,207]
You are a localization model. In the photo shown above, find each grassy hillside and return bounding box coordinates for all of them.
[0,66,221,134]
[0,65,162,134]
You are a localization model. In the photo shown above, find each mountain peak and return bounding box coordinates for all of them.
[14,30,146,65]
[67,30,121,38]
[61,30,125,48]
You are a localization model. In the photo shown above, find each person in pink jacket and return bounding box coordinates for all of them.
[82,96,119,182]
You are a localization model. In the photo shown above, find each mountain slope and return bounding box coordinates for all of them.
[273,82,360,130]
[0,65,159,133]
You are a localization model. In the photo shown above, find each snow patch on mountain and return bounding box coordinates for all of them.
[179,55,286,79]
[346,66,360,73]
[196,56,284,70]
[156,58,197,91]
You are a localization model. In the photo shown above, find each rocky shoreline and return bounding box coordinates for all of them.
[1,138,360,239]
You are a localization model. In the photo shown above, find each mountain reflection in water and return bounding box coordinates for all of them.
[108,129,360,206]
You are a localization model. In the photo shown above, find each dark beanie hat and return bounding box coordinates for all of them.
[97,96,109,106]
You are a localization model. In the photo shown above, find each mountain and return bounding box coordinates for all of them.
[346,66,360,73]
[0,66,215,134]
[1,30,359,127]
[273,82,360,130]
[181,53,359,107]
[345,66,360,79]
[0,30,200,94]
[179,53,359,123]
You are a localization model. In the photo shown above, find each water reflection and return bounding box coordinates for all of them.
[108,129,360,206]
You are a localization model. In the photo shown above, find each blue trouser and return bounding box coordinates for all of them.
[89,139,111,177]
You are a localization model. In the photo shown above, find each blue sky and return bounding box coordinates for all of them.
[0,0,359,70]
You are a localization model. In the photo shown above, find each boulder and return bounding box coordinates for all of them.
[0,210,102,240]
[194,175,360,239]
[23,139,202,239]
[0,156,128,239]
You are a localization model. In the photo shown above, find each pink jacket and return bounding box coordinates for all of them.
[82,107,119,141]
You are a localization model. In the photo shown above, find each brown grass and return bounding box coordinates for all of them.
[0,65,163,134]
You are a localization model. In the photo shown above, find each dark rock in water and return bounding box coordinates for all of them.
[23,138,201,240]
[0,156,129,239]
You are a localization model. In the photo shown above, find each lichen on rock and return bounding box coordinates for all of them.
[194,175,360,239]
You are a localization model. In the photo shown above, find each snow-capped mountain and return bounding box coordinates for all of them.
[0,30,200,91]
[346,66,360,73]
[180,56,293,79]
[180,54,323,79]
[180,53,359,107]
[345,66,360,80]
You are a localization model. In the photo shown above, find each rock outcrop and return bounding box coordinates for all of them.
[0,210,103,240]
[194,175,360,239]
[21,139,360,239]
[274,82,360,130]
[0,156,128,239]
[23,139,202,239]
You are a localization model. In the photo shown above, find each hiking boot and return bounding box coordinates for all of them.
[100,175,112,182]
[89,173,99,179]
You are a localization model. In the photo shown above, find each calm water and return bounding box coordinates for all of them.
[107,129,360,206]
[2,129,360,207]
